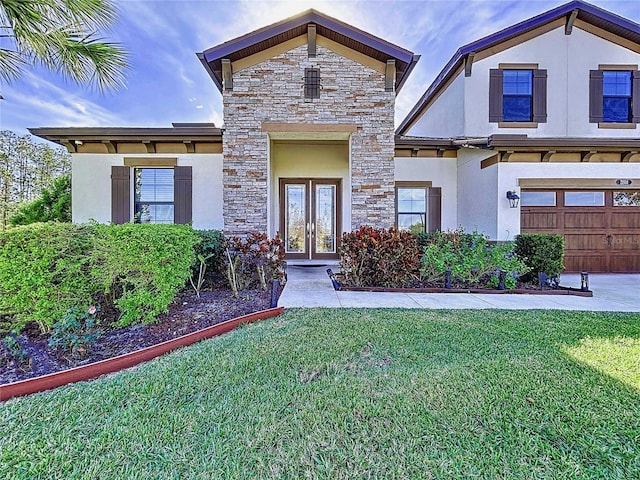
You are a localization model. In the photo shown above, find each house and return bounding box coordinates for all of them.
[31,1,639,272]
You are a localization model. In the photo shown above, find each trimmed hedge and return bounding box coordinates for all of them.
[90,224,199,327]
[0,223,95,333]
[0,223,199,333]
[514,233,565,282]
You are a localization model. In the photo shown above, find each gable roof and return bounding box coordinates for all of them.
[197,9,419,94]
[396,0,640,135]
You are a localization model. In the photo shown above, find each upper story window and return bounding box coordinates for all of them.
[489,67,547,125]
[503,70,533,121]
[304,68,320,99]
[134,168,174,224]
[602,71,632,122]
[590,67,639,125]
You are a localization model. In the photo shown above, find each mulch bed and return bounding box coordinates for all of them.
[1,287,276,386]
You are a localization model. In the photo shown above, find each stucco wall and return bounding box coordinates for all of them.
[72,154,223,229]
[394,156,458,230]
[456,148,499,238]
[223,40,396,235]
[464,25,640,137]
[408,71,465,137]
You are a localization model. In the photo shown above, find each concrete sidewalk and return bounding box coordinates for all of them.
[278,264,640,312]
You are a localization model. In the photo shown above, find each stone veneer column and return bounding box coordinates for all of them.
[222,44,396,236]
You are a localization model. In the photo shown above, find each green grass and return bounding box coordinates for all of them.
[1,309,639,479]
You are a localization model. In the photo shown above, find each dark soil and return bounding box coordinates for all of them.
[0,287,276,386]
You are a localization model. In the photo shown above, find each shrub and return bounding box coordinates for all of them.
[9,175,71,226]
[224,232,286,297]
[420,229,529,288]
[514,233,565,283]
[48,306,102,356]
[90,224,199,327]
[339,226,420,287]
[193,229,225,285]
[0,223,96,333]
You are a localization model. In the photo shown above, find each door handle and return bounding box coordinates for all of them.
[311,222,315,236]
[606,235,613,247]
[306,222,310,233]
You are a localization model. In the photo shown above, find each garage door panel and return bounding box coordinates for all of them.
[564,255,607,273]
[611,212,640,228]
[564,234,607,251]
[521,212,557,229]
[610,255,640,272]
[563,212,607,229]
[520,189,639,273]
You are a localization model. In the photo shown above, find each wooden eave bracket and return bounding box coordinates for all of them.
[184,141,195,153]
[581,150,597,162]
[541,150,556,162]
[102,140,116,154]
[464,52,475,77]
[222,58,233,91]
[60,139,76,153]
[622,151,638,162]
[500,151,514,162]
[142,141,156,154]
[565,9,579,35]
[308,24,316,58]
[385,59,396,92]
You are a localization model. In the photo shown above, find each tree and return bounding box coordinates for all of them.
[9,174,71,225]
[0,130,70,229]
[0,0,128,91]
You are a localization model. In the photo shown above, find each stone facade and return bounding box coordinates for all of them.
[222,43,396,235]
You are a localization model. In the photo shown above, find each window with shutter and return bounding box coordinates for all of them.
[489,68,546,124]
[395,184,441,233]
[591,69,639,124]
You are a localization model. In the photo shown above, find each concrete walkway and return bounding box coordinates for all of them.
[278,264,640,312]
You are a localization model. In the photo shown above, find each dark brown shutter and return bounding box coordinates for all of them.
[589,70,604,123]
[532,69,547,123]
[632,70,640,123]
[174,166,192,225]
[489,69,503,122]
[427,187,441,233]
[111,166,130,224]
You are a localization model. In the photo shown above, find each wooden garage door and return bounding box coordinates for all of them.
[521,190,640,273]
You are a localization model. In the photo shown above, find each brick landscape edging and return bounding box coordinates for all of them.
[0,307,284,402]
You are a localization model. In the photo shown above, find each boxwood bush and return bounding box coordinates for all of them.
[0,223,200,333]
[514,233,565,282]
[0,223,96,333]
[90,224,199,327]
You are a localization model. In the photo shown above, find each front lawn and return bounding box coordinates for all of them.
[1,309,639,479]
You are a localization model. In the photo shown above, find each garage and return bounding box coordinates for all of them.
[520,189,640,273]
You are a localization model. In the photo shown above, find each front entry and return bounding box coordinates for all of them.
[280,178,341,260]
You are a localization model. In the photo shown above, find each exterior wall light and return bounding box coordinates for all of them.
[506,190,520,208]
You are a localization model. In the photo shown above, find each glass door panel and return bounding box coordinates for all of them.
[285,184,306,254]
[314,184,336,254]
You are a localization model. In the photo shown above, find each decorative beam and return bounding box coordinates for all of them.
[222,58,233,91]
[500,151,514,162]
[464,52,475,77]
[565,9,579,35]
[581,150,597,162]
[142,141,155,154]
[60,139,76,153]
[308,24,316,58]
[385,59,396,92]
[183,141,195,153]
[622,151,638,162]
[411,148,419,157]
[541,150,556,162]
[437,148,447,158]
[102,140,116,154]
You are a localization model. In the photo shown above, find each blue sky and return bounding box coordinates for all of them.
[1,0,639,137]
